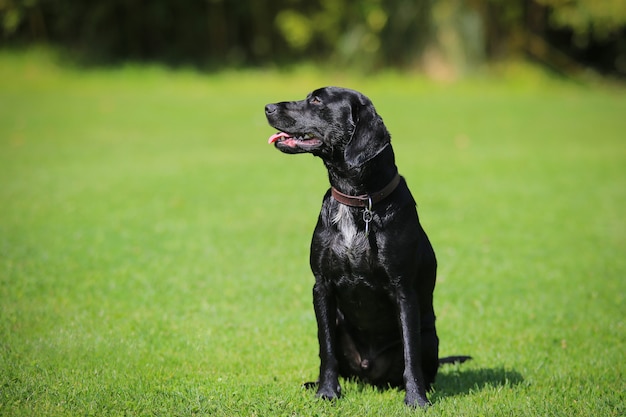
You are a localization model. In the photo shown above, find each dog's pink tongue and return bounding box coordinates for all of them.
[268,131,290,144]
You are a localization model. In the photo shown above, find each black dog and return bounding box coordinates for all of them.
[265,87,468,407]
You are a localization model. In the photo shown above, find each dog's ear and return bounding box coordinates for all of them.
[344,93,390,168]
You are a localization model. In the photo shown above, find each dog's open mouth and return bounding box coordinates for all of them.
[268,131,323,151]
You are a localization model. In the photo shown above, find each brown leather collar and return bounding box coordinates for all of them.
[331,173,402,208]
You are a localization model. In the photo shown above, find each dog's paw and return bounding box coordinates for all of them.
[316,383,341,401]
[404,390,430,408]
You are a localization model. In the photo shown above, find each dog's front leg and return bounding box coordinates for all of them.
[312,280,341,400]
[395,285,430,408]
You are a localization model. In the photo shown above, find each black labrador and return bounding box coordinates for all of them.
[265,87,468,407]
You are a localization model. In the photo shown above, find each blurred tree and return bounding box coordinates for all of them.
[272,0,432,70]
[1,0,46,39]
[0,0,624,76]
[538,0,626,44]
[524,0,626,75]
[422,0,486,78]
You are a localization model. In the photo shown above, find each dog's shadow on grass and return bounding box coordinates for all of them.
[432,366,524,400]
[304,366,524,402]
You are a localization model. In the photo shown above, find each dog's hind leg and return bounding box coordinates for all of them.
[336,311,365,379]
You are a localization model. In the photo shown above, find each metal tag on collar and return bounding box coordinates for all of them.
[363,196,373,237]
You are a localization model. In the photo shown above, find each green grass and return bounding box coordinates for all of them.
[1,49,625,416]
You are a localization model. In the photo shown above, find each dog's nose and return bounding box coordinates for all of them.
[265,103,277,115]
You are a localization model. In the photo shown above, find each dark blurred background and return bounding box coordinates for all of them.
[2,0,625,77]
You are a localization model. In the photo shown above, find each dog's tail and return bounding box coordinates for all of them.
[439,355,472,365]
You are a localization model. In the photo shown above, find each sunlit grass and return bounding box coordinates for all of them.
[1,49,625,416]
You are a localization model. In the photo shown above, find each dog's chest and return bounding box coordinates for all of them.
[331,204,370,262]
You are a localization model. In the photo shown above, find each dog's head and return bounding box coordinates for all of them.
[265,87,390,168]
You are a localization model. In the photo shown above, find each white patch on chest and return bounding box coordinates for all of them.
[332,204,357,244]
[331,204,369,254]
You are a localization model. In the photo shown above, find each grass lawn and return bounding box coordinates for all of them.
[0,49,624,416]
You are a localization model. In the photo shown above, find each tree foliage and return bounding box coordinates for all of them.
[1,0,624,75]
[537,0,626,42]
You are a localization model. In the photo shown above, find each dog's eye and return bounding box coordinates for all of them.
[310,96,322,105]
